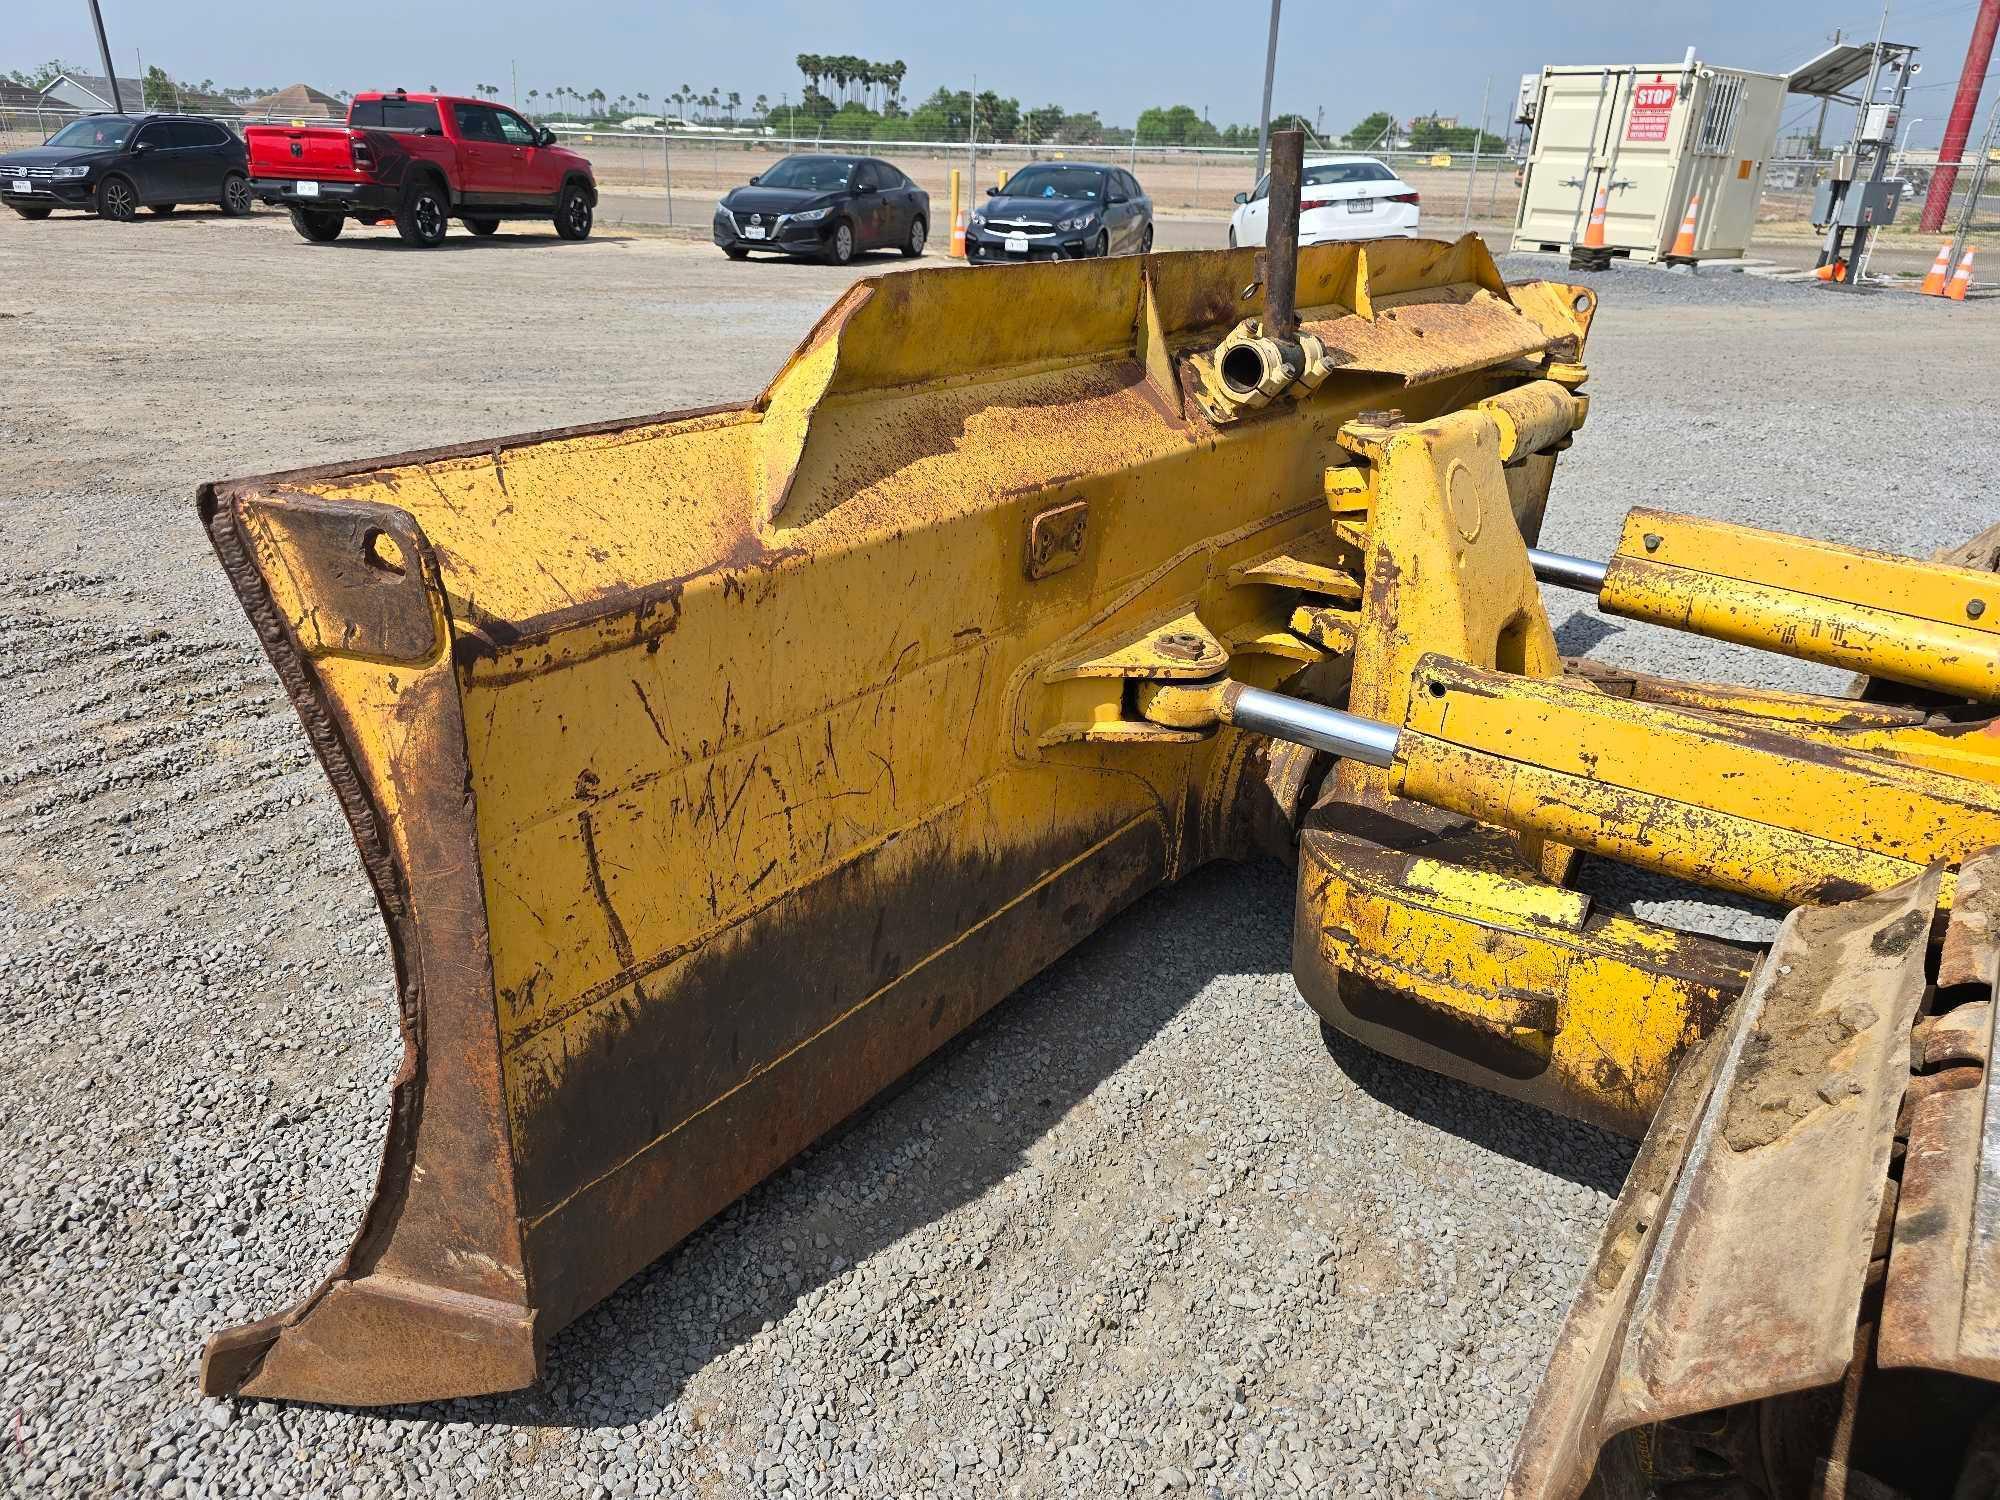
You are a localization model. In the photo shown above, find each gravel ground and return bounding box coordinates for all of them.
[2,212,1995,1500]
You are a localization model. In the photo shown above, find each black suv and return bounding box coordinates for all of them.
[1,113,253,222]
[966,163,1152,263]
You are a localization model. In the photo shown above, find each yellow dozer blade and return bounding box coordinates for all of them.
[197,233,1600,1405]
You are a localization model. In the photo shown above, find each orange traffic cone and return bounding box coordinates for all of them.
[1668,194,1701,259]
[1814,259,1848,283]
[1919,242,1955,296]
[1946,245,1977,302]
[1582,186,1609,250]
[950,205,966,259]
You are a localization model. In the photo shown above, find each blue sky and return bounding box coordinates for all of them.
[13,0,1993,146]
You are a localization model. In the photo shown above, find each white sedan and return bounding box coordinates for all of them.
[1228,154,1420,248]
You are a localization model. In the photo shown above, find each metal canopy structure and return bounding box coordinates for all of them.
[1788,40,1914,100]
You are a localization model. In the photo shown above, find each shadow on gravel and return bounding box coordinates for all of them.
[1313,1023,1635,1201]
[1553,611,1624,657]
[353,854,1638,1436]
[381,858,1301,1433]
[311,233,637,252]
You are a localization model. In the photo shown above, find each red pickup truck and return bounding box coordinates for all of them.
[246,90,597,247]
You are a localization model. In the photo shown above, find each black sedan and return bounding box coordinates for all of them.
[714,155,929,265]
[2,113,253,222]
[966,163,1152,264]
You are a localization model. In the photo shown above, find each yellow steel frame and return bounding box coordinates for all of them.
[1600,508,2000,701]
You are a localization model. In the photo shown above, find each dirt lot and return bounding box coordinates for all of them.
[2,207,1996,1500]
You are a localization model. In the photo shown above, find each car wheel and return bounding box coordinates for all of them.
[1139,223,1154,254]
[901,215,927,258]
[396,179,449,246]
[723,244,750,260]
[288,206,344,243]
[220,174,252,217]
[95,175,137,222]
[824,219,855,266]
[554,183,593,241]
[1094,231,1110,258]
[10,203,53,221]
[147,203,177,216]
[465,217,500,237]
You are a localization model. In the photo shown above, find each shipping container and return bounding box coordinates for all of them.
[1513,59,1787,264]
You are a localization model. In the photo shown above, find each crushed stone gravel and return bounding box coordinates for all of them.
[3,215,1994,1498]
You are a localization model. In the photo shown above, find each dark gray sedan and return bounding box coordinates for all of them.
[966,163,1153,263]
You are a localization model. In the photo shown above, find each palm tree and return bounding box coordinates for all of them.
[527,87,539,116]
[727,90,741,125]
[753,93,768,120]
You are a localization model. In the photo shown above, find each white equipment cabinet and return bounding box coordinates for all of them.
[1513,57,1786,265]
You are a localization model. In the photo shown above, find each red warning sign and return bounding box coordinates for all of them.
[1627,78,1677,142]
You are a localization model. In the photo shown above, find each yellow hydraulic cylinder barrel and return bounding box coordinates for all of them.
[1597,509,2000,702]
[1392,657,2000,908]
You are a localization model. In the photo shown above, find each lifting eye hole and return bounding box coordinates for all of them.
[1427,680,1447,698]
[1572,292,1592,314]
[365,529,407,577]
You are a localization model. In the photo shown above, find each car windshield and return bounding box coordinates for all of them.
[1002,167,1105,201]
[1304,161,1395,186]
[46,116,135,149]
[757,157,854,191]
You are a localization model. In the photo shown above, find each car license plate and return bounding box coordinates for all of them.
[1346,198,1371,214]
[1005,233,1029,254]
[742,225,766,239]
[294,180,319,198]
[11,178,31,195]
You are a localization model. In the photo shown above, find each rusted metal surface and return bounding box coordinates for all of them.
[1880,850,2000,1381]
[1397,656,2000,908]
[1025,499,1088,580]
[199,490,536,1404]
[1505,867,1941,1500]
[198,242,1597,1406]
[1263,129,1303,340]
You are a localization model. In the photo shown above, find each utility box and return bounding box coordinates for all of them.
[1513,59,1787,264]
[1812,177,1903,229]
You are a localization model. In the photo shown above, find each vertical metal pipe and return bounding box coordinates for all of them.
[1923,0,2000,231]
[1254,0,1283,183]
[661,122,674,226]
[1264,128,1303,339]
[86,0,123,113]
[1463,74,1491,229]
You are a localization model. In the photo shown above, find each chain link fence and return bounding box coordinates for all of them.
[9,104,1993,253]
[527,124,1525,227]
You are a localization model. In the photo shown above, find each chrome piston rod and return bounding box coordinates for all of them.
[1222,684,1401,767]
[1527,547,1609,593]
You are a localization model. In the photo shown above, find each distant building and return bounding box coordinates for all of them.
[621,115,664,129]
[166,88,244,118]
[242,83,346,120]
[40,72,145,113]
[0,79,72,114]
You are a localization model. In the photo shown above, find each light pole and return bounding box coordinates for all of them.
[1254,0,1283,183]
[85,0,124,111]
